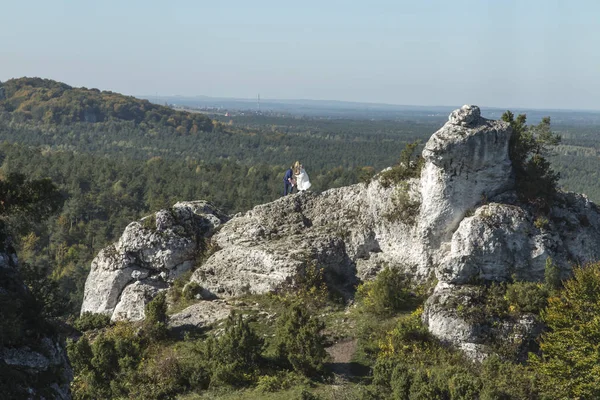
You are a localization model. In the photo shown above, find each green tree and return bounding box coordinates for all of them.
[200,312,264,387]
[502,111,561,208]
[143,292,168,340]
[274,302,328,377]
[530,262,600,399]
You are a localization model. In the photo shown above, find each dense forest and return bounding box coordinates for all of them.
[3,78,600,398]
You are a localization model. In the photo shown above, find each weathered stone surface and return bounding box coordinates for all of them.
[81,201,228,320]
[111,281,168,322]
[419,105,513,251]
[423,282,543,362]
[190,179,426,298]
[169,301,232,331]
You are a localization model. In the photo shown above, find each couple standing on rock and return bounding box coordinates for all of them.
[283,161,311,195]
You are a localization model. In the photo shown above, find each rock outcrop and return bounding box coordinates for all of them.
[0,246,72,399]
[81,201,228,321]
[81,105,600,360]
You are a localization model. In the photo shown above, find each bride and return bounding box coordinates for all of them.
[293,161,311,192]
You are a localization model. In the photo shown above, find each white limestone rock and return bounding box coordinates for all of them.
[419,105,513,251]
[169,301,232,331]
[81,201,228,319]
[111,281,167,322]
[190,179,426,297]
[423,282,543,362]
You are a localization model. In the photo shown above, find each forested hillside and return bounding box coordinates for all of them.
[0,77,213,133]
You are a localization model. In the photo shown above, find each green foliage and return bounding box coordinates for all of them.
[291,262,331,310]
[380,141,424,188]
[19,262,68,319]
[533,215,549,229]
[74,312,111,331]
[531,262,600,399]
[183,281,203,300]
[383,181,421,224]
[0,172,63,220]
[68,322,146,399]
[199,313,265,387]
[544,257,561,291]
[273,303,328,377]
[356,267,417,316]
[255,371,309,393]
[454,284,510,324]
[371,311,541,400]
[0,77,213,133]
[502,111,561,208]
[504,281,548,314]
[143,292,168,340]
[141,214,157,230]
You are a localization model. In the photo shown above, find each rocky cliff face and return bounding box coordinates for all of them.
[81,201,228,321]
[0,247,72,399]
[81,105,600,359]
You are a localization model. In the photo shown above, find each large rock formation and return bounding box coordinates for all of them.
[81,201,228,321]
[0,246,72,399]
[81,105,600,359]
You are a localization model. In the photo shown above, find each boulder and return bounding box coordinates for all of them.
[81,201,228,321]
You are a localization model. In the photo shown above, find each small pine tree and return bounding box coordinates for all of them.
[274,302,328,377]
[144,292,168,340]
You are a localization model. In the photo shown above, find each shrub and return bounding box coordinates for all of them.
[530,262,600,399]
[199,312,264,387]
[380,141,424,188]
[143,292,168,340]
[356,267,415,316]
[141,214,157,230]
[67,336,93,375]
[533,216,549,229]
[544,257,561,291]
[182,281,202,300]
[74,312,111,331]
[505,281,548,314]
[384,182,421,224]
[273,302,328,377]
[256,371,308,393]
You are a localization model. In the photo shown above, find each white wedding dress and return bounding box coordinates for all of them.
[295,168,311,191]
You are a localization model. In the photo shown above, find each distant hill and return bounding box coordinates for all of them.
[0,77,213,134]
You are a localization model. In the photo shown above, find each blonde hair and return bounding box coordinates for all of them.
[293,161,301,175]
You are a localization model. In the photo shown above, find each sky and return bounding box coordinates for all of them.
[2,0,599,110]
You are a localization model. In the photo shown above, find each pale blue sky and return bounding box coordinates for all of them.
[2,0,599,109]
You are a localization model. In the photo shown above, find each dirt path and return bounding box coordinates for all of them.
[326,338,367,380]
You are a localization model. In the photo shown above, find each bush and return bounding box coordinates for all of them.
[182,281,202,300]
[74,312,111,331]
[143,292,168,340]
[530,262,600,399]
[199,312,264,388]
[256,371,308,393]
[380,141,423,188]
[505,281,548,314]
[356,267,416,316]
[274,302,328,377]
[384,182,421,224]
[544,257,561,291]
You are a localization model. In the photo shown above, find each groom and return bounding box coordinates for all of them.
[283,165,295,196]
